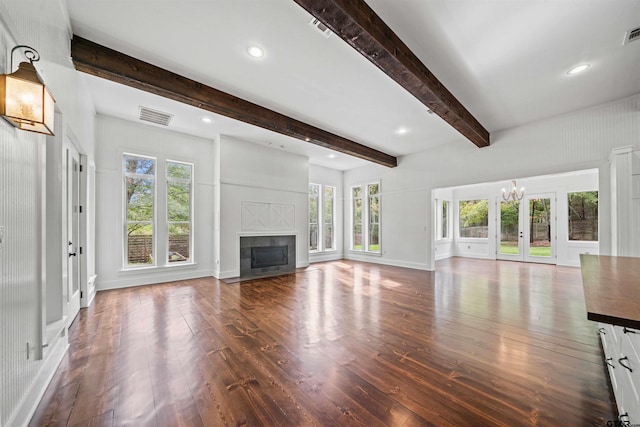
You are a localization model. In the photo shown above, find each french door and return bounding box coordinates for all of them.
[497,193,556,264]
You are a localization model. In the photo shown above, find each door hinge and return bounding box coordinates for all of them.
[79,205,83,213]
[80,165,83,172]
[79,247,83,255]
[80,291,83,298]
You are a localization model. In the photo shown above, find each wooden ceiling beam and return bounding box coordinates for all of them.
[293,0,490,148]
[71,35,398,168]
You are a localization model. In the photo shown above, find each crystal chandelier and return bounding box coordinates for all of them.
[502,180,524,201]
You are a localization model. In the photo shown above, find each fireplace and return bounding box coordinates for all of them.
[240,235,296,278]
[251,245,288,268]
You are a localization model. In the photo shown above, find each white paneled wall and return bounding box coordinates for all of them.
[214,135,309,278]
[94,115,215,290]
[344,94,640,271]
[0,1,96,425]
[0,123,43,427]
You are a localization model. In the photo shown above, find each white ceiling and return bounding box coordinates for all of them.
[66,0,640,171]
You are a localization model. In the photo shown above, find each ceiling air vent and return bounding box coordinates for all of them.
[623,26,640,45]
[309,17,332,38]
[139,106,173,126]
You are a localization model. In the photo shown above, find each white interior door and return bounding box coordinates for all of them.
[497,194,556,264]
[66,144,81,325]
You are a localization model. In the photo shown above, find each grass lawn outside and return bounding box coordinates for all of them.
[500,243,551,257]
[353,244,380,252]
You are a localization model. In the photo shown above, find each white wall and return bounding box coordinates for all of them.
[309,164,344,263]
[344,94,640,271]
[214,135,309,278]
[0,0,97,425]
[94,115,215,290]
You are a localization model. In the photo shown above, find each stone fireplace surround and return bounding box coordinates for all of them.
[239,234,296,278]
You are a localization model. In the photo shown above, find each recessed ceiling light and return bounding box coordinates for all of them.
[247,45,264,58]
[328,154,336,158]
[567,64,590,75]
[395,127,409,135]
[201,117,212,123]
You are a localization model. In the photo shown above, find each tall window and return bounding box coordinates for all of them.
[368,183,380,252]
[351,182,381,253]
[352,186,363,250]
[167,161,193,263]
[124,154,156,266]
[568,191,598,241]
[324,186,335,250]
[309,183,335,252]
[459,199,489,238]
[442,200,450,239]
[309,184,320,251]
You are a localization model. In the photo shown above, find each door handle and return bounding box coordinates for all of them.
[68,252,77,258]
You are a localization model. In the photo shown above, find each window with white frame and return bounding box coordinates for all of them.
[568,191,598,241]
[442,200,450,239]
[436,199,451,241]
[458,199,489,238]
[309,184,320,251]
[166,161,194,263]
[309,183,335,252]
[351,182,380,253]
[124,153,156,266]
[123,153,195,269]
[323,186,335,250]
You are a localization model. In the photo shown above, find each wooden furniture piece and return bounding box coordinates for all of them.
[580,254,640,424]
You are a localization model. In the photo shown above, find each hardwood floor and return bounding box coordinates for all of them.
[29,258,617,426]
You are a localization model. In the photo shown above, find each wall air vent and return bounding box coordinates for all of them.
[309,17,332,38]
[623,26,640,45]
[138,106,173,126]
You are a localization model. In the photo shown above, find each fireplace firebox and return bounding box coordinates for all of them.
[239,235,296,278]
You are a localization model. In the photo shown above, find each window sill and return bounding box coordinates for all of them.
[309,249,338,254]
[457,237,489,242]
[120,262,198,274]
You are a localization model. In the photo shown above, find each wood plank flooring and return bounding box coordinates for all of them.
[29,258,617,426]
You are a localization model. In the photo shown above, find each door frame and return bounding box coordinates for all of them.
[496,193,557,264]
[63,138,82,326]
[496,197,525,262]
[523,193,556,264]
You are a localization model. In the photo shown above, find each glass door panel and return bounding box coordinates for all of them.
[500,200,521,256]
[496,193,556,264]
[524,194,556,264]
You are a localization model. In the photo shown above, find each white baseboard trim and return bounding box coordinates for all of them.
[344,254,433,271]
[310,252,343,263]
[97,269,215,291]
[435,252,453,261]
[8,333,69,427]
[452,253,493,260]
[214,269,238,280]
